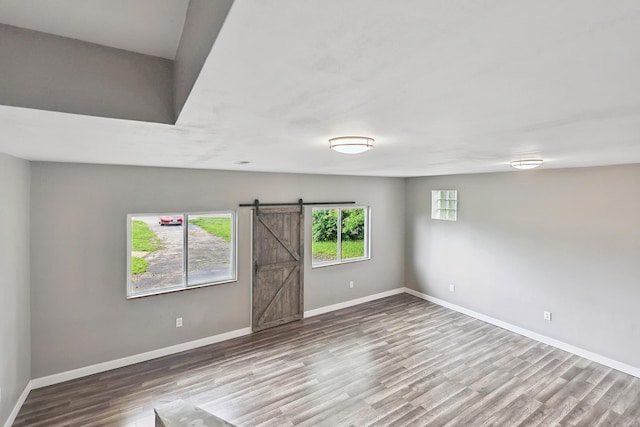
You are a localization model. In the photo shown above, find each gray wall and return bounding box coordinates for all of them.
[173,0,234,118]
[405,165,640,368]
[30,162,405,378]
[0,24,174,124]
[0,153,30,426]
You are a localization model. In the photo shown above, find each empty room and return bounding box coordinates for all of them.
[1,1,639,426]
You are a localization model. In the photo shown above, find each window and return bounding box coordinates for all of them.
[127,211,236,298]
[432,190,457,221]
[311,206,370,267]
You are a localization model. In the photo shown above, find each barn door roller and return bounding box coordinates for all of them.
[240,199,356,215]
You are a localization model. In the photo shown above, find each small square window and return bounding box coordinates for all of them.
[432,190,457,221]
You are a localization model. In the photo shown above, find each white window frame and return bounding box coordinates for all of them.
[311,206,371,268]
[127,210,237,298]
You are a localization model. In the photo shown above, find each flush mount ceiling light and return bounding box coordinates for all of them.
[329,136,374,154]
[510,159,543,170]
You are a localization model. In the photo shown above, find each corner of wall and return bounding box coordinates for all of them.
[0,153,31,427]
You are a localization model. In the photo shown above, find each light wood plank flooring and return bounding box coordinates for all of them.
[14,294,640,426]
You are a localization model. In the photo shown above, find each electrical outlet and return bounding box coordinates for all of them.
[349,281,354,289]
[449,284,455,292]
[543,311,552,321]
[176,317,183,328]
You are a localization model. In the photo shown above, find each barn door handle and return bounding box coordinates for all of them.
[254,261,258,274]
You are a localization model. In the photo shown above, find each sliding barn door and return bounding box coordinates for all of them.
[252,206,304,332]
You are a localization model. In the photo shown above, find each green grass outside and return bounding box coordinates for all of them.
[312,239,365,260]
[131,220,163,252]
[189,217,232,242]
[131,257,149,274]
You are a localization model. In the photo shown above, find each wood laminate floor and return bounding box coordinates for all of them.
[14,294,640,426]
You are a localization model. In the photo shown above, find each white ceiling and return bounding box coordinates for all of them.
[1,0,640,177]
[0,0,189,59]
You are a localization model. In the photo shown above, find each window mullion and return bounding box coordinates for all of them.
[183,214,188,287]
[337,209,342,262]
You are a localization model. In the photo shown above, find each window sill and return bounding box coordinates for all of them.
[127,278,237,299]
[311,257,371,269]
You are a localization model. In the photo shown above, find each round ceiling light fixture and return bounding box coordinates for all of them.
[510,159,543,170]
[329,136,374,154]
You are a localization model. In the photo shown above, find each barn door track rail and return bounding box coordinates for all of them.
[239,199,355,215]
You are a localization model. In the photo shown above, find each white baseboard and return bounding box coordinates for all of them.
[16,286,638,422]
[403,287,640,379]
[304,288,405,318]
[7,288,402,424]
[31,327,252,389]
[4,380,32,427]
[30,289,406,391]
